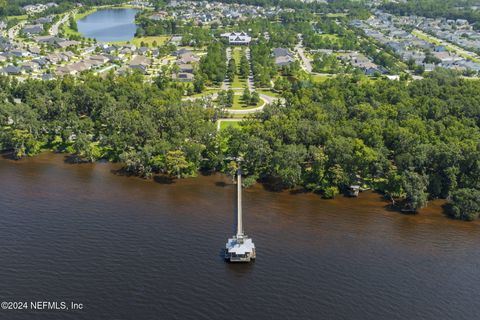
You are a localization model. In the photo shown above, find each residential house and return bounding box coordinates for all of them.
[221,32,251,45]
[10,49,31,58]
[21,61,41,73]
[1,65,23,75]
[173,72,194,82]
[23,24,44,36]
[176,63,194,73]
[177,52,199,64]
[273,47,295,67]
[56,40,80,49]
[35,16,54,24]
[129,55,151,73]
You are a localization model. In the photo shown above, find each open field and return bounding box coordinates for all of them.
[6,15,28,21]
[257,89,281,98]
[187,89,220,99]
[112,36,171,46]
[219,121,241,130]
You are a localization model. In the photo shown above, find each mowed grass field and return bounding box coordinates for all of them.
[230,94,263,110]
[219,121,242,130]
[116,36,171,47]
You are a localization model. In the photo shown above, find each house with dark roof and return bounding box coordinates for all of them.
[129,55,151,73]
[273,47,295,67]
[1,65,23,75]
[23,24,44,36]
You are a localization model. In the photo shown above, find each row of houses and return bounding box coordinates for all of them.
[172,48,199,81]
[162,1,282,25]
[352,11,480,73]
[23,2,58,14]
[273,48,295,67]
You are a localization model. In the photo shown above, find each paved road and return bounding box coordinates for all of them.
[295,39,313,73]
[182,92,284,115]
[7,21,26,40]
[50,10,77,36]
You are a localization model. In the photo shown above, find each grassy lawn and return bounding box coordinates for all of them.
[257,89,281,98]
[231,77,247,89]
[310,74,334,83]
[61,24,81,38]
[114,36,171,47]
[6,15,28,21]
[230,113,250,119]
[326,13,347,18]
[219,121,242,130]
[230,47,248,90]
[187,89,220,98]
[319,34,340,41]
[229,95,263,110]
[75,8,97,21]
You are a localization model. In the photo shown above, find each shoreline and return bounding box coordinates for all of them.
[62,5,149,42]
[1,150,471,225]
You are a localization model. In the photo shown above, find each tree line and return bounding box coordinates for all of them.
[221,69,480,219]
[1,69,479,220]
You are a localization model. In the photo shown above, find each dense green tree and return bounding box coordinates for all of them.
[165,150,190,179]
[448,188,480,221]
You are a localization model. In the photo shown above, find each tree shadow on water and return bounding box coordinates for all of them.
[63,155,89,164]
[1,151,15,160]
[215,181,229,187]
[153,175,175,185]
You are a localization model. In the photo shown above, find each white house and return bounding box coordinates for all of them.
[221,32,252,45]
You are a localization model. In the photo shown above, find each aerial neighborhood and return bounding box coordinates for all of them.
[1,0,480,87]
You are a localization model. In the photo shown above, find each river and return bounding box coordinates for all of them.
[0,153,478,319]
[77,9,140,43]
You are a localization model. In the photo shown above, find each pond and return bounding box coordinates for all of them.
[77,8,140,43]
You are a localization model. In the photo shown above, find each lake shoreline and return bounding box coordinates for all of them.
[76,7,141,43]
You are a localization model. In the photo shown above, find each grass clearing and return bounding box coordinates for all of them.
[319,34,340,42]
[219,121,242,130]
[257,89,281,98]
[113,36,171,47]
[6,15,28,21]
[187,89,220,98]
[229,95,263,110]
[75,8,98,21]
[310,74,334,83]
[230,47,248,90]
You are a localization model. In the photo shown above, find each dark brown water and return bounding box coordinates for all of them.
[0,153,479,320]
